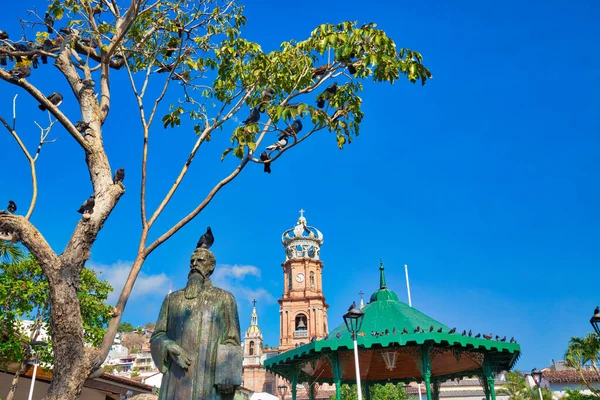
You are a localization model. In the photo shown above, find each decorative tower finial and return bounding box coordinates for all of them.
[359,291,365,309]
[248,299,260,333]
[379,258,387,289]
[282,210,323,261]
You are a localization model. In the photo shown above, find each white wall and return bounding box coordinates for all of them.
[143,373,163,388]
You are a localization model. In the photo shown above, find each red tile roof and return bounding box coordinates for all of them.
[99,372,155,391]
[543,370,600,384]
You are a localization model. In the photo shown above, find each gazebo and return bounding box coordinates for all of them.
[265,262,521,400]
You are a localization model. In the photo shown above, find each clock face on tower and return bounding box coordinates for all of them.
[296,273,305,283]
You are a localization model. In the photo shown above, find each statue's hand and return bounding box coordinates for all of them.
[166,343,192,370]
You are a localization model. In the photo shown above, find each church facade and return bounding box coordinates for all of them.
[242,211,330,398]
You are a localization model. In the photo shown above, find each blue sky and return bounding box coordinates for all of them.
[1,0,599,372]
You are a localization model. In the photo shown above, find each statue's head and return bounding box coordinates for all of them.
[189,247,216,279]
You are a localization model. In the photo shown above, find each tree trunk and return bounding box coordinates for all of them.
[5,358,28,400]
[43,269,91,400]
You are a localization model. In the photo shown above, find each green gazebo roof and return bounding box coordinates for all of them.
[265,261,521,386]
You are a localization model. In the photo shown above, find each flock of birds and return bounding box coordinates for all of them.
[0,19,126,133]
[1,168,125,218]
[2,18,350,177]
[238,70,340,174]
[0,11,126,78]
[291,303,518,347]
[333,301,518,343]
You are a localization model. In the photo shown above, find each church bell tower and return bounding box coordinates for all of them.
[278,210,329,351]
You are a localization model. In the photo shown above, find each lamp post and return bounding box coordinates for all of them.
[343,308,365,400]
[27,340,48,400]
[531,368,544,400]
[278,384,288,400]
[590,307,600,335]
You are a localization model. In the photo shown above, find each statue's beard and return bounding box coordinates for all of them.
[185,270,209,299]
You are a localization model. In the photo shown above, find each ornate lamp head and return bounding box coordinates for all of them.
[343,308,365,338]
[590,306,600,335]
[381,350,398,371]
[278,384,288,397]
[531,368,543,387]
[282,209,324,261]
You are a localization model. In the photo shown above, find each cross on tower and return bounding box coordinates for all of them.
[299,209,305,218]
[252,299,257,307]
[359,291,364,299]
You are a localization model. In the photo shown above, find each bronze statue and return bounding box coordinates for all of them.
[150,246,242,399]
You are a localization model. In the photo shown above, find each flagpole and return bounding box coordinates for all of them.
[404,264,412,307]
[405,264,422,400]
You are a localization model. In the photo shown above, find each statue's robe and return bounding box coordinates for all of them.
[150,281,242,399]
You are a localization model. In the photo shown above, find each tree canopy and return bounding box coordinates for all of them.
[564,333,600,397]
[0,0,431,398]
[0,254,113,368]
[499,371,553,400]
[118,321,135,333]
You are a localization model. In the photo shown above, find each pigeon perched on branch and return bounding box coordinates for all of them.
[243,107,260,125]
[281,119,303,137]
[10,66,31,79]
[39,92,63,111]
[7,200,17,213]
[312,64,329,78]
[41,39,53,64]
[44,13,54,33]
[112,54,125,69]
[347,62,357,75]
[260,151,271,174]
[261,88,275,102]
[59,27,74,36]
[196,227,214,249]
[0,30,8,40]
[77,195,95,215]
[113,168,125,184]
[316,82,338,109]
[266,136,288,152]
[75,121,89,132]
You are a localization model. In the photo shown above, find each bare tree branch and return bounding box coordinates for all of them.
[0,97,55,220]
[0,69,90,152]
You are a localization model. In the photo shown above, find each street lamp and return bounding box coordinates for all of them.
[590,307,600,335]
[27,340,48,400]
[343,308,365,400]
[278,384,288,399]
[531,368,544,400]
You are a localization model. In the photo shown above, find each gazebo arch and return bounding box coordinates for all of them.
[265,262,520,400]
